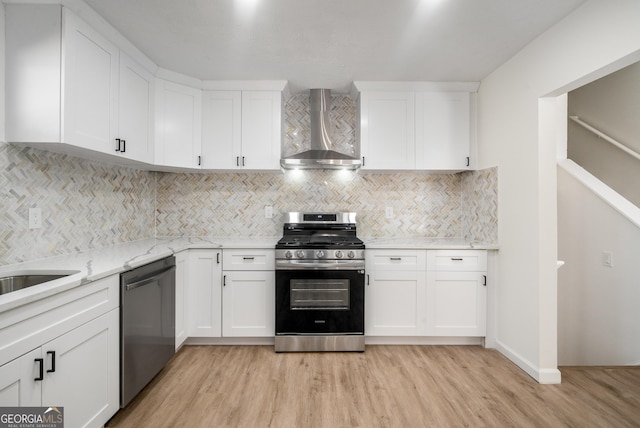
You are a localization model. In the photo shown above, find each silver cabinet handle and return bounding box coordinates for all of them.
[125,266,175,291]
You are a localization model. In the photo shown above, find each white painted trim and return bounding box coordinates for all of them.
[495,340,562,384]
[352,81,480,93]
[184,337,274,346]
[156,67,203,88]
[558,159,640,229]
[201,80,288,92]
[365,336,484,346]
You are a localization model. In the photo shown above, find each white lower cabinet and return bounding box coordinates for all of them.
[365,250,427,336]
[426,250,487,336]
[187,249,222,337]
[0,275,119,427]
[174,251,189,349]
[185,248,274,339]
[365,249,487,338]
[222,250,275,337]
[41,310,119,428]
[222,271,275,337]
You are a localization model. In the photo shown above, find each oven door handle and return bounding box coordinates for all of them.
[276,260,365,270]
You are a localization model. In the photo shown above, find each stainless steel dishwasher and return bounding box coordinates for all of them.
[120,256,176,407]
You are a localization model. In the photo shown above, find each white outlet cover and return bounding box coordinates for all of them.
[29,207,42,229]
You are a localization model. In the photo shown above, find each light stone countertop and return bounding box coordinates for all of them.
[0,236,279,313]
[0,236,497,313]
[363,237,499,250]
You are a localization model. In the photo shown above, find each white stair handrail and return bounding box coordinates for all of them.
[569,116,640,162]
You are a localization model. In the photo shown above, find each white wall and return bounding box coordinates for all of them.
[558,162,640,365]
[477,0,640,383]
[568,61,640,207]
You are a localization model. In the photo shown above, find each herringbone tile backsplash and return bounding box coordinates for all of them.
[1,143,156,265]
[156,168,497,241]
[1,141,497,266]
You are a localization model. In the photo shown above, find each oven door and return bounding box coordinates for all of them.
[275,268,365,335]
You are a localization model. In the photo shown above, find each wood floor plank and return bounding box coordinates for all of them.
[106,345,640,428]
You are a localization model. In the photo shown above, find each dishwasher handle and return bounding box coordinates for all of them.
[125,266,176,292]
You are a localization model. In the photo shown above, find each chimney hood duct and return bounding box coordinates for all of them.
[281,89,361,170]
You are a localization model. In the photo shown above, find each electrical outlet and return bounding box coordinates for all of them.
[385,207,394,219]
[265,205,273,219]
[602,251,613,267]
[29,208,42,229]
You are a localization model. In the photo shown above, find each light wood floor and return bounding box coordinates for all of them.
[106,345,640,427]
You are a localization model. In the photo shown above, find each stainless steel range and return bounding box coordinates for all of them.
[275,212,365,352]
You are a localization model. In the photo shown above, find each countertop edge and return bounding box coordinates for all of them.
[1,236,497,313]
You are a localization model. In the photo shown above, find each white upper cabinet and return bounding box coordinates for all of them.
[5,5,155,164]
[155,79,202,168]
[240,91,282,170]
[201,91,242,169]
[415,92,471,170]
[359,92,416,170]
[117,53,155,163]
[354,82,478,171]
[63,8,119,155]
[201,90,282,170]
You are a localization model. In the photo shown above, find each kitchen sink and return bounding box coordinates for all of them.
[0,271,80,296]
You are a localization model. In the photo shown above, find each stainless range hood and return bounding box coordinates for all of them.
[281,89,361,170]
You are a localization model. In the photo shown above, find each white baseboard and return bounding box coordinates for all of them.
[495,340,561,384]
[365,336,484,346]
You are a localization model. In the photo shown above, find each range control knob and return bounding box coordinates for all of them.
[347,250,355,259]
[285,251,293,259]
[316,250,325,258]
[296,250,305,259]
[335,250,344,259]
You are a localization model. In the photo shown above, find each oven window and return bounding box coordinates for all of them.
[290,279,350,310]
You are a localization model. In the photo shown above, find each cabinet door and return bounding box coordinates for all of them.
[174,251,188,349]
[222,271,275,337]
[240,91,282,170]
[155,79,202,168]
[188,250,222,337]
[201,91,241,169]
[366,270,426,336]
[63,8,119,154]
[118,52,154,163]
[359,91,415,169]
[426,272,486,336]
[41,309,119,428]
[0,348,42,406]
[415,92,470,170]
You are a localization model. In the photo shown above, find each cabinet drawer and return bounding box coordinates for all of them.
[427,250,487,271]
[0,275,119,365]
[366,250,426,270]
[223,249,275,271]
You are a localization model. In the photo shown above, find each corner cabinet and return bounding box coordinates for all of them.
[426,250,487,336]
[0,276,120,427]
[5,5,154,164]
[201,91,282,170]
[222,250,275,337]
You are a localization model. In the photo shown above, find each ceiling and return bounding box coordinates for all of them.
[84,0,586,93]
